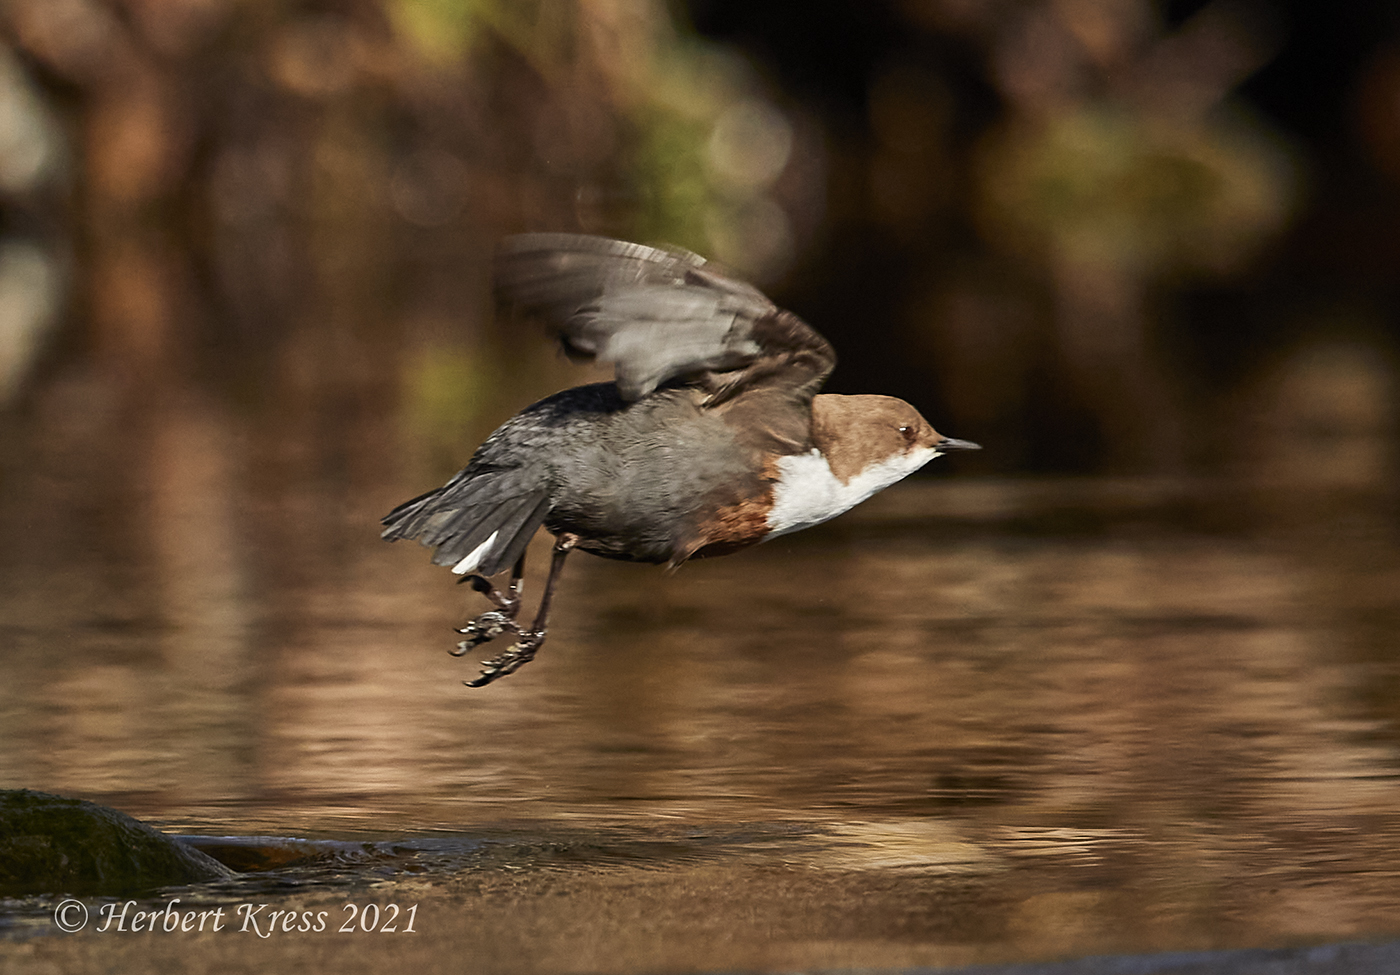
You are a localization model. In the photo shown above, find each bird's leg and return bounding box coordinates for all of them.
[460,559,524,613]
[466,533,577,687]
[450,556,526,656]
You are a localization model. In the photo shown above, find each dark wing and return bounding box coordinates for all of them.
[495,234,835,406]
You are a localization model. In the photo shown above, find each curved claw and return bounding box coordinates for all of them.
[451,609,517,657]
[464,631,546,687]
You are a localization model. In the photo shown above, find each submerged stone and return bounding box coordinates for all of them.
[0,789,235,896]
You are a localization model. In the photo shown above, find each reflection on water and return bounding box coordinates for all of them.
[1,385,1399,967]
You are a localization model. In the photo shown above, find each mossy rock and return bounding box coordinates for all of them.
[0,789,235,896]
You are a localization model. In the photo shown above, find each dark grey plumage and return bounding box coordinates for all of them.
[382,233,838,575]
[379,476,550,578]
[382,381,759,572]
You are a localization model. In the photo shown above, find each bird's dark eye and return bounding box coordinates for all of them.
[898,424,917,444]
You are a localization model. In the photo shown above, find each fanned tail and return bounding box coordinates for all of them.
[381,479,551,577]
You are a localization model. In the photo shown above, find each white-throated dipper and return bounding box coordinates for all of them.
[383,234,980,686]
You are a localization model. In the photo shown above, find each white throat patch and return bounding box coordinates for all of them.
[765,447,941,538]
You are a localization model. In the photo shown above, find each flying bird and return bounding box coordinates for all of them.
[383,234,979,685]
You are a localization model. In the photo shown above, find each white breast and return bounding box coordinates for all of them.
[765,446,942,538]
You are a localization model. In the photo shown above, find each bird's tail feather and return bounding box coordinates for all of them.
[382,483,551,577]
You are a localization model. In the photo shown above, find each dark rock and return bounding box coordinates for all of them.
[0,789,236,896]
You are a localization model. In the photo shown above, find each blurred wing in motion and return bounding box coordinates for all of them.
[495,234,835,406]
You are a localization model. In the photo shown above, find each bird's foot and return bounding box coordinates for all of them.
[450,573,524,655]
[464,630,546,687]
[450,610,520,656]
[453,536,573,687]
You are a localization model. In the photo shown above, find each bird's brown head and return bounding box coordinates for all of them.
[811,393,979,483]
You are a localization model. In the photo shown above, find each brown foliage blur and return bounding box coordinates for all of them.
[0,0,1394,483]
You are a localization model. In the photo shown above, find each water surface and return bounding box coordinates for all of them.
[1,392,1398,972]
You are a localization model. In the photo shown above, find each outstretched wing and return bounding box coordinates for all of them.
[495,234,835,406]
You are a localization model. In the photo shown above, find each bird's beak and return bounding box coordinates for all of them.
[936,438,981,451]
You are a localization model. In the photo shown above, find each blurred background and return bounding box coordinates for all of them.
[0,0,1394,484]
[2,5,1400,963]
